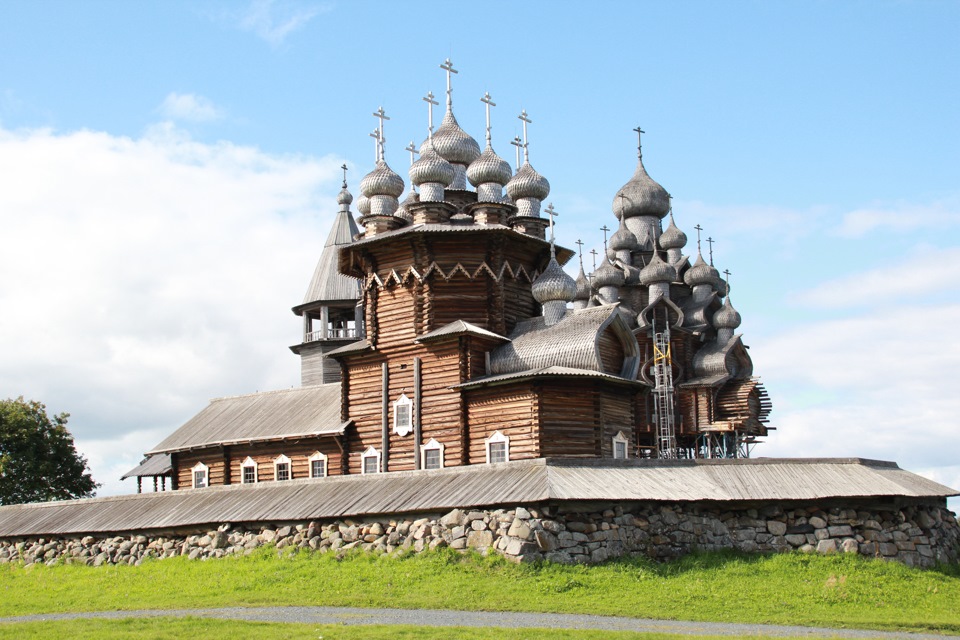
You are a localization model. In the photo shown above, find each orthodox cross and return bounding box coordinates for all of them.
[405,141,419,166]
[440,58,457,108]
[706,236,715,265]
[633,126,645,158]
[518,110,532,163]
[723,269,731,291]
[340,163,348,189]
[372,106,390,160]
[481,92,496,146]
[600,224,611,252]
[694,224,703,253]
[544,203,558,250]
[575,239,585,270]
[422,91,438,137]
[369,129,381,162]
[589,248,598,273]
[510,136,524,170]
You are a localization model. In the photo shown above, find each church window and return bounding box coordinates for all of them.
[309,451,327,478]
[393,393,413,436]
[485,431,510,464]
[274,454,292,481]
[421,438,444,470]
[241,457,258,484]
[613,431,629,460]
[191,462,208,489]
[361,446,380,474]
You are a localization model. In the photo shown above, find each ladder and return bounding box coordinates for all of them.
[651,311,677,459]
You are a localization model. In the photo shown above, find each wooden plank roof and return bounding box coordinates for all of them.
[0,458,954,538]
[147,384,345,455]
[120,454,172,479]
[294,209,362,312]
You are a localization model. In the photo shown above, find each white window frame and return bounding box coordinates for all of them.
[361,446,381,474]
[393,393,413,437]
[485,430,510,464]
[421,438,445,470]
[274,454,292,481]
[613,431,629,460]
[240,456,258,484]
[191,462,209,489]
[308,451,328,478]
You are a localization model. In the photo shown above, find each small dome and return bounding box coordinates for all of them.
[395,190,418,222]
[574,266,591,300]
[409,143,454,187]
[432,110,481,165]
[356,194,371,216]
[683,253,721,289]
[467,145,512,186]
[532,256,577,304]
[659,215,687,250]
[610,219,639,252]
[336,186,353,206]
[639,250,677,285]
[713,297,742,330]
[612,157,670,220]
[360,160,405,199]
[592,259,625,288]
[505,162,550,201]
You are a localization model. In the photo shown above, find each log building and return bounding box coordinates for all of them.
[125,61,772,492]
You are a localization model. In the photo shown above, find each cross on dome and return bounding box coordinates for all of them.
[633,126,645,159]
[341,163,348,189]
[372,107,390,159]
[481,92,496,146]
[518,110,532,163]
[600,224,611,252]
[440,58,457,108]
[510,136,524,170]
[369,129,381,162]
[707,236,715,265]
[545,202,558,253]
[575,239,585,269]
[589,248,598,272]
[405,141,418,165]
[694,224,704,253]
[422,91,438,137]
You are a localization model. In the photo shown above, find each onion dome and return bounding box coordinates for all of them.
[713,297,742,330]
[639,249,677,285]
[505,162,550,201]
[683,253,721,288]
[356,194,371,216]
[432,110,481,165]
[612,156,670,220]
[592,259,625,289]
[659,215,687,250]
[395,190,418,223]
[336,185,353,206]
[409,143,454,187]
[360,160,405,199]
[467,145,513,187]
[610,219,640,252]
[532,256,577,304]
[574,266,591,301]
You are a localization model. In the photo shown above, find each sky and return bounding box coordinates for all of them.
[1,0,958,506]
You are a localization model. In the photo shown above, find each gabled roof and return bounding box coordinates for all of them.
[147,384,346,455]
[488,305,639,379]
[416,320,510,344]
[295,209,362,312]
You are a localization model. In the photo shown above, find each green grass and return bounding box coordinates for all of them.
[0,618,852,640]
[2,548,959,634]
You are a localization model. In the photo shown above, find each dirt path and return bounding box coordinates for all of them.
[0,606,954,638]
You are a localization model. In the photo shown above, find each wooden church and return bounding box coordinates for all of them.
[125,61,771,492]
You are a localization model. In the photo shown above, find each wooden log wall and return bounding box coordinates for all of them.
[465,383,539,463]
[597,326,626,376]
[538,381,597,457]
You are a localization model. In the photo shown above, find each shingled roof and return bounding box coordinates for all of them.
[295,208,361,312]
[147,384,346,455]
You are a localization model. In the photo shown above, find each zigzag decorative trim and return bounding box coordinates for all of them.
[364,261,541,290]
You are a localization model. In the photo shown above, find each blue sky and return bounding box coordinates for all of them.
[1,1,958,503]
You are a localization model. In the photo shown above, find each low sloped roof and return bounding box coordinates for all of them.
[0,458,953,537]
[147,385,345,455]
[120,454,172,480]
[416,320,509,344]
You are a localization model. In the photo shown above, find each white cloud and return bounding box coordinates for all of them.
[0,123,345,495]
[835,197,960,238]
[235,0,329,47]
[158,92,225,122]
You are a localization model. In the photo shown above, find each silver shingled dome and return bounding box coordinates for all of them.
[336,186,353,206]
[467,145,513,186]
[683,253,721,288]
[574,266,591,300]
[713,297,742,329]
[591,259,626,288]
[532,256,577,304]
[639,250,677,285]
[409,143,454,187]
[612,157,670,220]
[356,194,371,216]
[505,162,550,201]
[395,190,418,222]
[432,110,481,165]
[360,160,405,198]
[659,215,687,250]
[610,219,640,252]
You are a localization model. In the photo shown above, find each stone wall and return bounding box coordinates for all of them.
[2,500,957,569]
